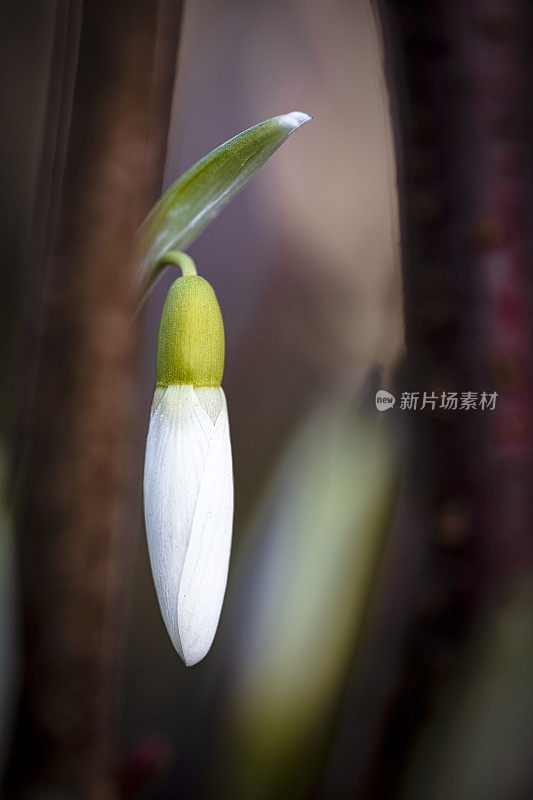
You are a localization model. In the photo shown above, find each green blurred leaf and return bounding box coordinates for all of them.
[136,111,311,293]
[212,402,398,799]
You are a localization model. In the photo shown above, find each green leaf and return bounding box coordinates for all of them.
[136,111,311,293]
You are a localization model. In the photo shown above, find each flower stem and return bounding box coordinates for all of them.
[156,250,197,277]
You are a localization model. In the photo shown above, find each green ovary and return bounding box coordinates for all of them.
[156,276,225,388]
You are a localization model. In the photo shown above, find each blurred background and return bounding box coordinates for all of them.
[1,0,533,798]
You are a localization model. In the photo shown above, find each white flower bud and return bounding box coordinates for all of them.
[144,384,233,665]
[143,271,233,666]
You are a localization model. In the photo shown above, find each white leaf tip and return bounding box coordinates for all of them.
[279,111,312,131]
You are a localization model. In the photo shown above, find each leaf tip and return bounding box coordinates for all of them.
[278,111,312,131]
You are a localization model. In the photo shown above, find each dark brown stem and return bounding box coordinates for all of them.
[372,1,533,795]
[4,1,182,797]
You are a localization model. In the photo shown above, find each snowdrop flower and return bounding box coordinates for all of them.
[144,253,233,666]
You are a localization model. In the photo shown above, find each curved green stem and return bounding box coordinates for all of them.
[156,250,197,277]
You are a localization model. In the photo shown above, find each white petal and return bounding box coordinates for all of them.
[143,385,233,665]
[178,392,233,664]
